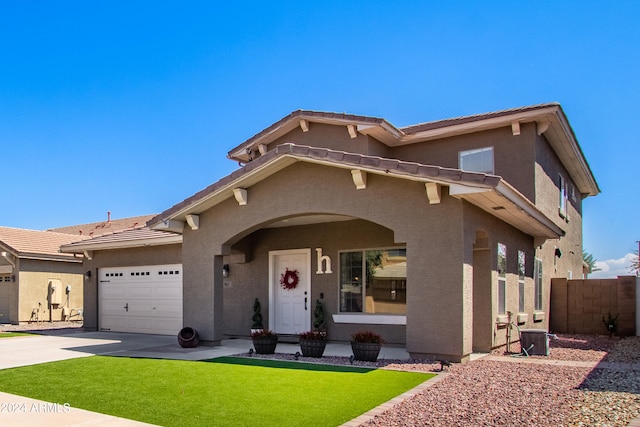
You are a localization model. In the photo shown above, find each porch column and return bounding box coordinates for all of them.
[212,255,225,343]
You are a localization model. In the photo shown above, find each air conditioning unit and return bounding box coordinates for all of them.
[520,329,549,356]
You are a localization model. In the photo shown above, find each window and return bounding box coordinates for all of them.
[559,174,569,220]
[497,243,506,314]
[534,258,543,311]
[339,248,406,315]
[518,250,525,313]
[459,147,494,174]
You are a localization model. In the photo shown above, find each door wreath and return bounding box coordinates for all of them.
[280,268,299,290]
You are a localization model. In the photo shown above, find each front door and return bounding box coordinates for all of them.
[270,249,311,334]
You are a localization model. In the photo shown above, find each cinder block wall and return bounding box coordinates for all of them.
[550,276,636,336]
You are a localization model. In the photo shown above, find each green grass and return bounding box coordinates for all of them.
[0,356,433,427]
[0,332,34,338]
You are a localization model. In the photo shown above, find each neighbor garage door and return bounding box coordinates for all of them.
[0,275,11,323]
[98,264,182,335]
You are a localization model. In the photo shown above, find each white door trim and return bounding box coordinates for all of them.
[268,248,311,334]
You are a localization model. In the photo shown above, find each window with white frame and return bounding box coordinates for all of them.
[497,243,507,314]
[534,258,543,311]
[339,248,406,315]
[459,147,494,174]
[559,174,569,220]
[518,250,525,313]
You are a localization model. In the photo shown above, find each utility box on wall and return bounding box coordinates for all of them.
[48,279,62,305]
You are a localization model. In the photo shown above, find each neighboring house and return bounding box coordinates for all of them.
[0,214,157,324]
[64,103,599,362]
[0,227,85,324]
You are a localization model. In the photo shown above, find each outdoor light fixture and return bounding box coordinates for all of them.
[85,270,92,280]
[555,248,562,258]
[222,264,230,278]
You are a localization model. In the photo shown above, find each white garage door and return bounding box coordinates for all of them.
[98,264,182,335]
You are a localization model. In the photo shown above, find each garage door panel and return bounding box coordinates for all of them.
[153,302,182,317]
[99,264,182,336]
[128,287,155,298]
[155,287,181,299]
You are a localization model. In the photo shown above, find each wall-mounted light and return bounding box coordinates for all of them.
[555,248,562,258]
[10,274,15,282]
[222,264,230,278]
[85,270,92,281]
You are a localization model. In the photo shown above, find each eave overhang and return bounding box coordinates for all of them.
[151,144,563,240]
[60,231,182,254]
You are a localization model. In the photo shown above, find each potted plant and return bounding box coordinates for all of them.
[351,330,385,362]
[299,300,328,357]
[251,298,264,334]
[602,312,618,336]
[251,329,278,354]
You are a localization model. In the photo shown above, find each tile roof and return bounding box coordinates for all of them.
[0,227,86,261]
[149,143,501,227]
[48,214,156,237]
[60,227,181,253]
[400,103,560,133]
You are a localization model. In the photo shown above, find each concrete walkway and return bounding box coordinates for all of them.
[0,330,411,426]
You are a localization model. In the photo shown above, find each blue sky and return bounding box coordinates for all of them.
[0,1,638,275]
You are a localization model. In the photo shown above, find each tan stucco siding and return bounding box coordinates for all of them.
[462,201,538,351]
[82,244,182,330]
[16,259,84,323]
[221,220,406,343]
[535,132,585,309]
[391,124,537,201]
[263,123,372,157]
[184,161,473,357]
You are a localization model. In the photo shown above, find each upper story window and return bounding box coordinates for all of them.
[559,174,569,221]
[459,147,494,174]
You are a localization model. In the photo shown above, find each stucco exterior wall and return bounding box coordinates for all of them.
[534,132,585,328]
[463,201,538,351]
[391,124,537,201]
[222,220,406,343]
[183,161,473,360]
[82,244,182,330]
[15,259,84,323]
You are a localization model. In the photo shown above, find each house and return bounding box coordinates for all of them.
[0,214,156,324]
[0,227,85,323]
[63,103,599,362]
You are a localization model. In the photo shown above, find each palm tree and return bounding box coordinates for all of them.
[583,250,601,277]
[630,250,639,277]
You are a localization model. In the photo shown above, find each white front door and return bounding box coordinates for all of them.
[270,249,311,335]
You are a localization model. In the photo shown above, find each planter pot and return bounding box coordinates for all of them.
[351,341,381,362]
[253,336,278,354]
[299,339,327,358]
[178,327,199,348]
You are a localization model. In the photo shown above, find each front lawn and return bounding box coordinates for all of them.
[0,332,33,338]
[0,356,433,426]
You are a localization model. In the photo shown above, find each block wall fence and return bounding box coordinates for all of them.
[550,276,638,336]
